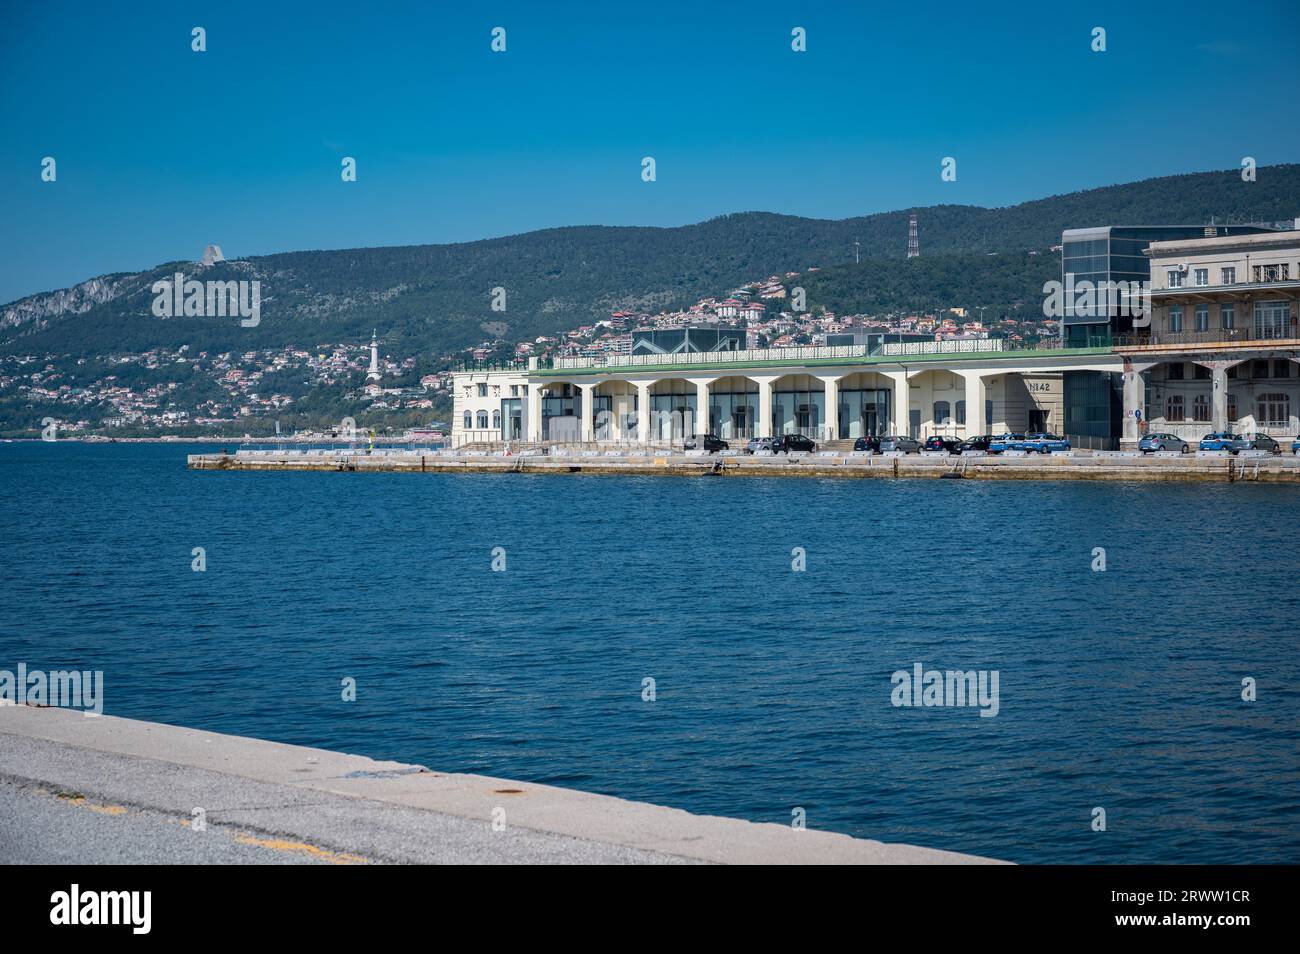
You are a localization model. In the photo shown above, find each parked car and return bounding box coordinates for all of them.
[1016,433,1071,454]
[744,437,775,454]
[1241,434,1281,454]
[922,435,962,454]
[877,435,921,453]
[852,435,881,452]
[1199,432,1244,453]
[1292,438,1300,456]
[1138,433,1190,454]
[988,433,1026,453]
[683,435,728,453]
[956,434,993,452]
[771,434,817,454]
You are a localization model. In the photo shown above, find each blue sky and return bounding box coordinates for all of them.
[2,0,1298,303]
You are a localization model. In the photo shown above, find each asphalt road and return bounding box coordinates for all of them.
[0,733,690,864]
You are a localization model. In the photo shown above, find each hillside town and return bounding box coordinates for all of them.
[462,268,1055,366]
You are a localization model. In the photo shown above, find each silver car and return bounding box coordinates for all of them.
[878,435,921,453]
[1138,433,1190,454]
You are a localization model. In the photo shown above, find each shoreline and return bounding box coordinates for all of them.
[187,449,1300,482]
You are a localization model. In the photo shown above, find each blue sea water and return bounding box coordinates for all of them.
[1,441,1298,864]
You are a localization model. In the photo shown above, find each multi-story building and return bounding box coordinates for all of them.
[1116,230,1300,445]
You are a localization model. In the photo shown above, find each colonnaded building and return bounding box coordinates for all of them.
[452,225,1300,451]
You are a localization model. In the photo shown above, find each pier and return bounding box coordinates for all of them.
[0,707,999,864]
[187,448,1300,482]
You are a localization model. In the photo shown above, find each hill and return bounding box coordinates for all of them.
[3,164,1298,360]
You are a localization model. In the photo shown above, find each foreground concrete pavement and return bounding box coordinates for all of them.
[0,707,1004,864]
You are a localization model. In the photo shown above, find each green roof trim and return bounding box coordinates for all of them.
[531,346,1116,377]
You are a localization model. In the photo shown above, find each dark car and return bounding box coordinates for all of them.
[956,434,993,452]
[770,434,817,454]
[923,435,961,454]
[683,434,728,453]
[852,435,881,452]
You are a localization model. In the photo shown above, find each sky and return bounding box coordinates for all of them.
[2,0,1299,303]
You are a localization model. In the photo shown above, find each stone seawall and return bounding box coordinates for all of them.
[187,451,1300,483]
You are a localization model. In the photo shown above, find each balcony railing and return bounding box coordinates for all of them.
[1113,327,1300,348]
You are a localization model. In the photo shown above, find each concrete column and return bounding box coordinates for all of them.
[819,376,839,442]
[756,378,775,438]
[526,382,544,442]
[578,383,596,442]
[636,382,652,443]
[1119,361,1155,448]
[691,379,711,436]
[1211,366,1228,433]
[1190,358,1242,434]
[883,371,911,435]
[960,371,986,439]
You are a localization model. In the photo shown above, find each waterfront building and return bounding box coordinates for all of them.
[1117,230,1300,446]
[451,340,1096,447]
[1059,224,1275,347]
[451,227,1300,450]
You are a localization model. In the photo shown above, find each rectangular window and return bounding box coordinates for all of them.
[1274,360,1290,378]
[1194,268,1208,287]
[1167,269,1185,288]
[1254,300,1290,339]
[1221,266,1236,285]
[1221,304,1235,329]
[1195,304,1209,332]
[1254,264,1290,283]
[477,383,487,397]
[1168,305,1183,332]
[1194,364,1210,380]
[1167,362,1185,380]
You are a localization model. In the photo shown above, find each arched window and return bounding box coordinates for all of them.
[476,410,488,429]
[1258,393,1290,427]
[492,409,501,429]
[933,401,951,426]
[463,411,472,430]
[1166,395,1185,421]
[1193,394,1210,422]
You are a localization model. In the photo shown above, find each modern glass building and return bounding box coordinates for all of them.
[1060,225,1274,347]
[1060,224,1275,447]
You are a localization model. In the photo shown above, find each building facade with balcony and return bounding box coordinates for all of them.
[1115,230,1300,446]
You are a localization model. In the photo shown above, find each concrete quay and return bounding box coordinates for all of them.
[0,706,1001,865]
[187,448,1300,482]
